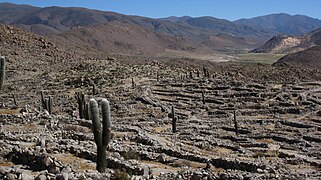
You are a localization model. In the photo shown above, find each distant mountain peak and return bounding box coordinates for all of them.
[159,16,192,22]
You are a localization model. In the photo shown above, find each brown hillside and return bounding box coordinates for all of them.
[0,3,267,53]
[252,28,321,54]
[274,45,321,69]
[50,22,212,55]
[202,33,260,51]
[0,24,81,61]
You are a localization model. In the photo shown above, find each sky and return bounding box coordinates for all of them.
[0,0,321,21]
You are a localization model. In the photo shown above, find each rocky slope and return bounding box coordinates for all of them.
[0,24,79,59]
[274,45,321,69]
[252,28,321,54]
[1,24,321,179]
[50,21,213,55]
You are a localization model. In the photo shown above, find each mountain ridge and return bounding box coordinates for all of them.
[2,3,321,55]
[0,3,266,53]
[251,28,321,54]
[160,16,270,39]
[234,13,321,35]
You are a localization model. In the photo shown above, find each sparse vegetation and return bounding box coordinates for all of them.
[0,6,321,180]
[237,53,285,64]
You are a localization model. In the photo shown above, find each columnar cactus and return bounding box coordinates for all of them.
[40,91,53,115]
[12,94,18,106]
[202,91,205,105]
[171,105,177,133]
[0,56,5,90]
[89,98,112,173]
[233,110,238,136]
[76,92,85,119]
[41,91,45,108]
[156,71,159,82]
[131,78,135,88]
[92,83,96,96]
[202,64,210,78]
[84,102,91,120]
[202,64,206,78]
[48,96,53,115]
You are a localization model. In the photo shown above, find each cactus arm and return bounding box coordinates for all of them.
[84,102,91,120]
[89,99,102,148]
[101,99,111,146]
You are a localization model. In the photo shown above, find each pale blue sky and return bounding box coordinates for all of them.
[0,0,320,20]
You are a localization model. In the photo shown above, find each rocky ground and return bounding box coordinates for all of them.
[0,24,321,179]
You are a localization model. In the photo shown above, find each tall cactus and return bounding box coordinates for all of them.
[202,91,205,105]
[12,94,18,106]
[202,64,206,78]
[131,78,135,88]
[92,83,96,96]
[171,105,177,133]
[84,102,91,120]
[76,92,86,119]
[48,96,53,115]
[233,110,238,136]
[156,71,159,82]
[0,56,5,90]
[89,98,111,173]
[41,91,53,115]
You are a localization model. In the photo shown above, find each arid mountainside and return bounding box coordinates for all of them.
[3,3,321,55]
[50,22,209,55]
[0,24,81,62]
[235,13,321,35]
[0,3,269,54]
[252,28,321,54]
[2,3,321,55]
[160,16,271,39]
[0,2,269,39]
[53,22,264,55]
[0,3,133,35]
[274,45,321,69]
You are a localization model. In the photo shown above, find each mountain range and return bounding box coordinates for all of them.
[1,3,321,55]
[235,13,321,35]
[1,2,321,67]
